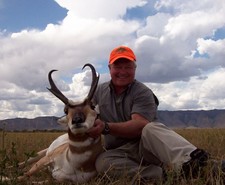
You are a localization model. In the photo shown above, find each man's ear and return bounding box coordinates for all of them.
[108,64,111,70]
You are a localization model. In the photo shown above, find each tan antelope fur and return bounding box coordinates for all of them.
[16,63,103,183]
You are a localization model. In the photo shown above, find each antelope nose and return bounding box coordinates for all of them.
[72,113,85,126]
[73,117,83,124]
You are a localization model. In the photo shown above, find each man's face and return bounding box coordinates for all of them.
[109,58,136,88]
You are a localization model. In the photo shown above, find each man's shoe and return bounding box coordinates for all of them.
[181,148,210,178]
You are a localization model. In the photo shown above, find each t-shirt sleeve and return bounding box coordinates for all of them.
[131,88,157,122]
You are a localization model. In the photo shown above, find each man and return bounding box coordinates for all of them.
[87,46,210,183]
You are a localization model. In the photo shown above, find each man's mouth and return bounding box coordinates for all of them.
[116,75,128,79]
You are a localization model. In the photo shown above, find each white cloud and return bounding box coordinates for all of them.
[149,67,225,110]
[137,13,171,37]
[55,0,147,19]
[0,0,225,119]
[197,38,225,57]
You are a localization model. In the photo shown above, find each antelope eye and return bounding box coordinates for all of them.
[90,102,95,110]
[64,106,69,114]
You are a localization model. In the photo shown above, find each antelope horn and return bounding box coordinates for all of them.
[82,63,99,102]
[47,70,69,105]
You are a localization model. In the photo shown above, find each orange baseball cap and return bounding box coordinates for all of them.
[109,46,136,64]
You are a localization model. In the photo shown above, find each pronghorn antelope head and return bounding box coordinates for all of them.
[47,63,99,135]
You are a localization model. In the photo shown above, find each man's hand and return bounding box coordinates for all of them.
[86,119,104,138]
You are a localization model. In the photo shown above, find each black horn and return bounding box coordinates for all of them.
[82,63,99,102]
[47,70,69,105]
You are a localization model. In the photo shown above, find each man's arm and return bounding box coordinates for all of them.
[87,113,149,138]
[107,113,149,138]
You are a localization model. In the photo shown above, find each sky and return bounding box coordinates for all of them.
[0,0,225,120]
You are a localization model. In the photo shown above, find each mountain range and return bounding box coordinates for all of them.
[0,109,225,131]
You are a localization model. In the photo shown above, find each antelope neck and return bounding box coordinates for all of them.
[68,129,89,142]
[68,128,101,154]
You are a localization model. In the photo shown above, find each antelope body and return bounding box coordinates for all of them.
[17,64,103,183]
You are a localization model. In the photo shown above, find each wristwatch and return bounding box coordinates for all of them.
[102,121,110,135]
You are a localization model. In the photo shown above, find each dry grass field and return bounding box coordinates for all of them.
[1,128,225,185]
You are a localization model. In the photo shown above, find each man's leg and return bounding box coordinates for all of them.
[141,122,197,170]
[95,142,163,182]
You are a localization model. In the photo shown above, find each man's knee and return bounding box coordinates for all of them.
[95,152,110,173]
[142,122,156,137]
[142,122,167,137]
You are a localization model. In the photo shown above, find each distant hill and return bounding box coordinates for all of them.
[0,116,63,131]
[0,109,225,131]
[158,109,225,128]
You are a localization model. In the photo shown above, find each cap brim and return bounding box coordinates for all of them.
[109,56,135,64]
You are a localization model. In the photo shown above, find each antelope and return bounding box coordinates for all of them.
[16,63,103,183]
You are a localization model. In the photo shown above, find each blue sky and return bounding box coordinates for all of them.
[0,0,67,32]
[214,27,225,40]
[0,0,225,119]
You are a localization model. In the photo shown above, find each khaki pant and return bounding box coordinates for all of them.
[95,122,196,182]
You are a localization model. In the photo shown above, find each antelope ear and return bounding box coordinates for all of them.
[94,104,100,114]
[57,116,68,125]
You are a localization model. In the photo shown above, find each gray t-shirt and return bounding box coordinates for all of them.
[93,80,158,149]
